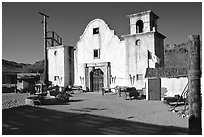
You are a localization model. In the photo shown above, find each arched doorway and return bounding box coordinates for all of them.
[136,20,144,33]
[90,68,104,92]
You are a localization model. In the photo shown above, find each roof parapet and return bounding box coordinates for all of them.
[127,10,159,19]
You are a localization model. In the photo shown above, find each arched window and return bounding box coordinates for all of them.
[136,20,144,33]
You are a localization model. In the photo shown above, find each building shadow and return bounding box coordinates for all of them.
[2,105,188,135]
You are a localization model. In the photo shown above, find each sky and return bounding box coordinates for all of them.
[2,2,202,64]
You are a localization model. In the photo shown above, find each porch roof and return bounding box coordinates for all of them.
[145,68,188,78]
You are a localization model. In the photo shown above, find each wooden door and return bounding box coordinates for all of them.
[148,78,161,100]
[90,69,104,92]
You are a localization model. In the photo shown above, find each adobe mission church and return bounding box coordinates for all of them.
[47,10,166,93]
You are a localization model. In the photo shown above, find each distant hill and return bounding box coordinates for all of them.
[21,60,44,73]
[2,59,30,73]
[2,59,44,73]
[2,59,44,84]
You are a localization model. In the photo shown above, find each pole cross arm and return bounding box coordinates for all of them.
[39,12,49,18]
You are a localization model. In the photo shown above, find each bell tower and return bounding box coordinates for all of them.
[128,10,159,34]
[122,10,166,88]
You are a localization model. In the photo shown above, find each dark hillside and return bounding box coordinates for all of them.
[2,59,30,73]
[164,42,202,68]
[2,59,44,73]
[21,60,44,73]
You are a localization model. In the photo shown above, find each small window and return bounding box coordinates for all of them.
[136,74,143,81]
[135,39,141,46]
[93,49,100,58]
[93,27,99,34]
[54,51,57,56]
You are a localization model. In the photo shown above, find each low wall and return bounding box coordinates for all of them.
[161,77,188,97]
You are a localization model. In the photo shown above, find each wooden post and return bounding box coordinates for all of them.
[39,11,49,87]
[84,64,89,92]
[188,35,202,135]
[52,31,54,47]
[107,62,111,88]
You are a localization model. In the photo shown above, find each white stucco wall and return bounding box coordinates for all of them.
[74,19,127,87]
[123,32,157,89]
[161,77,188,97]
[48,46,65,87]
[48,45,74,87]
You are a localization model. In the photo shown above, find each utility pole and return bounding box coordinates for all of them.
[39,11,49,87]
[188,35,202,134]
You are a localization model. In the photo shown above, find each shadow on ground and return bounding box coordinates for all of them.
[69,99,84,102]
[70,107,107,112]
[2,105,188,135]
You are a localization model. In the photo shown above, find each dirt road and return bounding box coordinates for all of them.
[2,92,188,134]
[41,92,188,128]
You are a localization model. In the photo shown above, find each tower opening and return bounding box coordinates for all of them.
[136,20,144,33]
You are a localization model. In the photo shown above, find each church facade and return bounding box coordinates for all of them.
[74,10,166,91]
[47,10,165,93]
[74,19,126,92]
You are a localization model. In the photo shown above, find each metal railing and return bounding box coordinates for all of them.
[46,31,63,47]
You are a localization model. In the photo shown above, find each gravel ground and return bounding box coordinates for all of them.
[2,92,188,134]
[40,92,188,128]
[2,93,29,109]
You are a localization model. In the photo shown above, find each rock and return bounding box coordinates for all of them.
[25,98,36,106]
